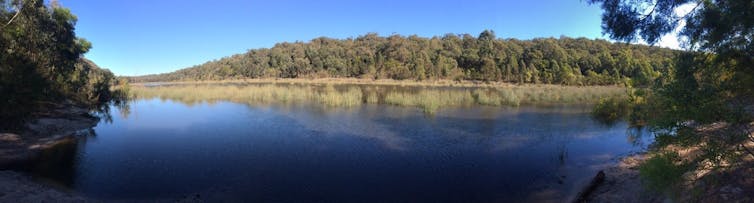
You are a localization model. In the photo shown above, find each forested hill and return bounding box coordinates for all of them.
[132,30,680,86]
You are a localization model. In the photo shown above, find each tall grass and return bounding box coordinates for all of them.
[317,85,363,107]
[384,90,474,114]
[130,83,626,113]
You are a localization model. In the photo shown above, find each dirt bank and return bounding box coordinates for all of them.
[575,153,667,203]
[0,103,98,167]
[579,123,754,203]
[0,103,100,202]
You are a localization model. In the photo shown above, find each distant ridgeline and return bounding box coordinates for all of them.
[133,30,680,85]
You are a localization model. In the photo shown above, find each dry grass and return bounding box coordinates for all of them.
[130,83,626,113]
[135,78,542,88]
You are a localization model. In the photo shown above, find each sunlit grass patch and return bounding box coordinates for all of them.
[130,83,625,113]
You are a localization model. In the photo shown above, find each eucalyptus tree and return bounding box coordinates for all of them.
[1,0,115,130]
[589,0,754,194]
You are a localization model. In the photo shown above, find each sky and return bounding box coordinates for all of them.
[58,0,666,76]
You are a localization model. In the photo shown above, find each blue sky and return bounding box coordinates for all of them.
[62,0,608,76]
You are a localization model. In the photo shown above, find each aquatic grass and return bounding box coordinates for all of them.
[317,85,363,107]
[366,91,380,104]
[130,83,626,113]
[498,89,520,106]
[473,89,500,106]
[384,89,476,114]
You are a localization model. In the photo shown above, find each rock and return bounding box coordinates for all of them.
[0,103,101,202]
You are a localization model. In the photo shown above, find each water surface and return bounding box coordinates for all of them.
[22,84,651,202]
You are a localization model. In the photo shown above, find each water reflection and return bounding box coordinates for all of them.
[130,83,624,114]
[15,129,96,189]
[18,84,652,202]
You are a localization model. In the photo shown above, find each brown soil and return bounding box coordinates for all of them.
[578,154,668,203]
[581,123,754,203]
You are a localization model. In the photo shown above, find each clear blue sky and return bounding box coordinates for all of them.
[61,0,607,76]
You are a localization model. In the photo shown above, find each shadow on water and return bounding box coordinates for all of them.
[11,130,96,190]
[10,96,130,189]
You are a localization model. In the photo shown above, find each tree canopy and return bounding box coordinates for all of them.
[1,0,116,129]
[132,31,679,86]
[590,0,754,195]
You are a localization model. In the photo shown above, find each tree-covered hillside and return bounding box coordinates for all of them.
[1,0,117,129]
[133,30,679,86]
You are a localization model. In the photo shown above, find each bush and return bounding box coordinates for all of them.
[591,97,629,124]
[639,152,689,194]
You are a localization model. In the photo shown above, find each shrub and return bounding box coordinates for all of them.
[591,97,629,124]
[639,152,689,194]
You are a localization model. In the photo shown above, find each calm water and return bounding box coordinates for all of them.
[20,85,651,202]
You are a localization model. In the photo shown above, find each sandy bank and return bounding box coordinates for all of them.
[580,129,754,203]
[0,103,100,202]
[0,103,98,167]
[575,153,667,203]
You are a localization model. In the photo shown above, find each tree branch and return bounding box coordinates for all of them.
[672,1,703,22]
[741,143,754,159]
[639,2,659,22]
[1,0,35,29]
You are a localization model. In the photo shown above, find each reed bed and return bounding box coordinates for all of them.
[130,83,626,113]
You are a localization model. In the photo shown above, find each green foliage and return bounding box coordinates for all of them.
[639,152,689,194]
[591,97,630,124]
[131,32,678,86]
[591,0,754,195]
[0,0,115,130]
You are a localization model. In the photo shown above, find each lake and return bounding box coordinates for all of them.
[20,83,650,202]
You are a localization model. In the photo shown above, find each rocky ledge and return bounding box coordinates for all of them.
[0,104,99,167]
[0,103,99,202]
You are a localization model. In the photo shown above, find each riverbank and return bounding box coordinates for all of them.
[580,123,754,203]
[0,102,100,202]
[576,153,667,202]
[132,78,622,88]
[582,154,754,203]
[0,102,99,167]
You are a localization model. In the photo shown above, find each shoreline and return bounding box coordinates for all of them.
[575,153,667,203]
[131,78,625,89]
[579,135,754,202]
[0,103,100,202]
[0,103,99,167]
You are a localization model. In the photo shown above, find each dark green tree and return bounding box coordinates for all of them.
[131,31,679,86]
[590,0,754,194]
[1,0,115,130]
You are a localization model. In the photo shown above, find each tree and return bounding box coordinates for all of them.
[589,0,754,194]
[130,31,679,86]
[480,58,498,81]
[1,0,115,130]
